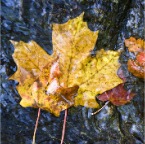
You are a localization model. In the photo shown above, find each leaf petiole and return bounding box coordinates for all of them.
[60,109,68,144]
[32,108,41,144]
[91,101,110,115]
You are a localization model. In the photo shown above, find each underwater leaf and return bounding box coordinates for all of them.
[10,13,123,116]
[125,37,145,79]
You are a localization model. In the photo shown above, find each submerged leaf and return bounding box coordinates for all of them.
[10,13,123,116]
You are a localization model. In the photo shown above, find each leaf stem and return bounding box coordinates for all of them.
[32,108,41,144]
[60,109,68,144]
[91,101,110,115]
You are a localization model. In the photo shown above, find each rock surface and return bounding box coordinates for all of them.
[1,0,144,144]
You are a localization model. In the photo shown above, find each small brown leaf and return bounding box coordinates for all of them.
[97,84,135,106]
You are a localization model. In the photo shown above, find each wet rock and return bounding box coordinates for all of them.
[1,0,144,144]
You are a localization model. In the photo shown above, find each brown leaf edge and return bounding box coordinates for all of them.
[97,83,135,106]
[92,66,135,115]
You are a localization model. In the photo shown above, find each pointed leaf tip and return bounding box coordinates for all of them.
[10,40,18,46]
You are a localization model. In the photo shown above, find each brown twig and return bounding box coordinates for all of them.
[32,108,41,144]
[60,109,68,144]
[91,101,110,115]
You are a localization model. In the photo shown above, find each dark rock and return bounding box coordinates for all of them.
[1,0,144,144]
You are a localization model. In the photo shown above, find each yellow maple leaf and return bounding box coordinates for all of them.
[10,13,123,116]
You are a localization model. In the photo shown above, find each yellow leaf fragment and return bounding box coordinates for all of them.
[9,40,53,83]
[52,13,99,87]
[10,13,123,116]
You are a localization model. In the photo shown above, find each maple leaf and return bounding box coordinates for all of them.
[125,37,145,79]
[10,13,123,116]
